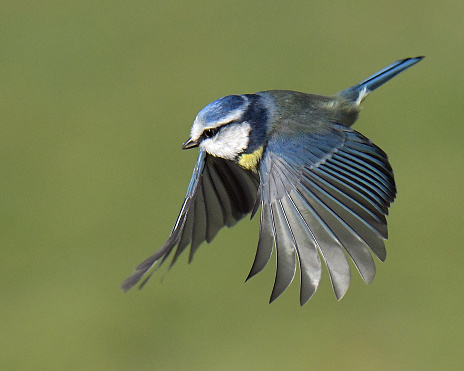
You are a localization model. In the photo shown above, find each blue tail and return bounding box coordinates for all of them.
[339,56,424,103]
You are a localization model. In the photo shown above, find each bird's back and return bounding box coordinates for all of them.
[260,90,360,135]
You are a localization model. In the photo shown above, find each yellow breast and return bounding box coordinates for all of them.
[237,147,264,173]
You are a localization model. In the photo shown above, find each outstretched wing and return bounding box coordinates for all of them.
[247,124,396,305]
[121,148,260,291]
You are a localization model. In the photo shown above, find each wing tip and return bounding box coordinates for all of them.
[299,291,315,306]
[120,270,144,292]
[245,267,259,282]
[331,272,351,301]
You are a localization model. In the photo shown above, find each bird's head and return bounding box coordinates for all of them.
[182,94,268,162]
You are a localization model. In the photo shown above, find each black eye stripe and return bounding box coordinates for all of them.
[203,128,218,138]
[202,121,236,139]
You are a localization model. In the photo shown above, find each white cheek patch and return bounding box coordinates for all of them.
[200,122,251,160]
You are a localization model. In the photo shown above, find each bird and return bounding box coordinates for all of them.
[121,56,423,305]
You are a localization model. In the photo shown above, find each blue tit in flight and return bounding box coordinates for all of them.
[122,57,423,305]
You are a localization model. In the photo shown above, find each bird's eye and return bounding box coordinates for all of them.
[203,128,217,139]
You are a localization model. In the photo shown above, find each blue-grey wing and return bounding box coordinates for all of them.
[248,124,396,305]
[121,148,259,291]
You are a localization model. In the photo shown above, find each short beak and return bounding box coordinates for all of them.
[182,137,199,150]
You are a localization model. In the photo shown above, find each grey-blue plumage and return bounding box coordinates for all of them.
[122,57,423,305]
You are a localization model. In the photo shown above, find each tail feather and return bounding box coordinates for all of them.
[338,56,424,103]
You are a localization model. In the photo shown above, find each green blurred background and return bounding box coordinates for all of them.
[2,1,463,370]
